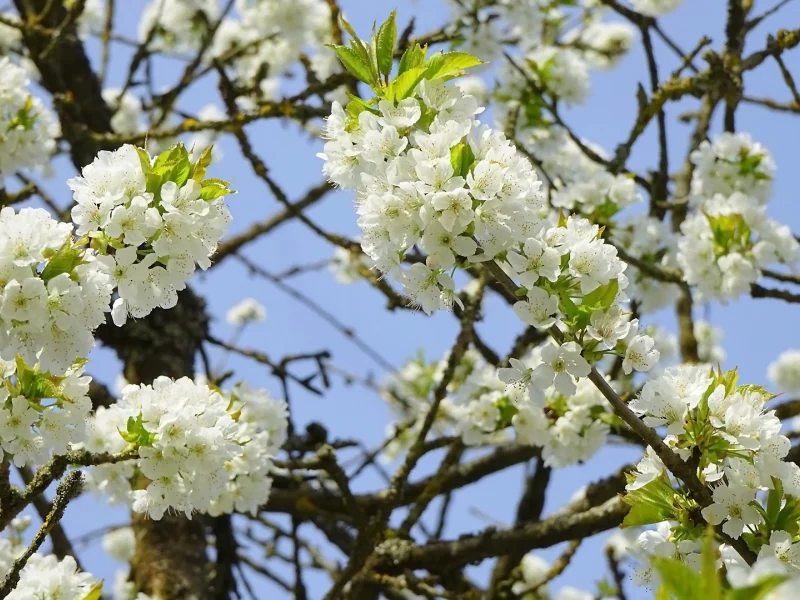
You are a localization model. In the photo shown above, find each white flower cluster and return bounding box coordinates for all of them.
[677,191,798,302]
[630,0,685,17]
[226,297,267,326]
[551,170,640,216]
[0,521,136,599]
[505,357,611,468]
[691,132,775,205]
[206,0,336,103]
[381,349,510,461]
[0,207,113,375]
[68,144,232,326]
[83,377,287,520]
[614,214,680,313]
[0,535,99,600]
[329,246,372,285]
[0,57,58,179]
[383,332,652,468]
[321,79,548,312]
[565,20,636,70]
[450,0,635,72]
[103,88,146,137]
[0,359,92,467]
[510,551,594,600]
[624,365,800,590]
[768,349,800,394]
[694,319,726,364]
[323,63,661,468]
[138,0,220,53]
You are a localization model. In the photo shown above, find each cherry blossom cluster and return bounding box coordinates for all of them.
[0,522,101,600]
[138,0,220,54]
[677,191,798,302]
[551,170,640,220]
[614,214,680,313]
[381,349,510,462]
[226,297,267,326]
[629,0,685,17]
[448,0,636,75]
[0,206,113,375]
[0,57,58,179]
[321,78,545,311]
[68,143,232,326]
[509,551,595,599]
[5,553,99,600]
[207,0,340,105]
[690,132,775,206]
[623,365,800,591]
[768,349,800,395]
[82,377,287,520]
[382,340,640,468]
[322,36,664,477]
[0,358,92,467]
[137,0,343,104]
[504,355,612,468]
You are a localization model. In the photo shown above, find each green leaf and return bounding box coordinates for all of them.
[726,576,787,600]
[190,145,213,181]
[650,556,704,600]
[701,525,722,600]
[345,94,378,120]
[146,172,165,199]
[398,43,427,75]
[329,45,375,86]
[154,143,188,171]
[338,14,372,67]
[8,95,38,130]
[621,475,679,528]
[581,279,619,312]
[136,147,152,175]
[385,66,427,102]
[766,477,784,528]
[118,413,155,447]
[40,242,86,283]
[200,179,235,201]
[166,156,191,187]
[15,357,63,398]
[376,10,396,78]
[366,26,381,85]
[495,396,518,428]
[81,581,103,600]
[774,496,800,536]
[449,142,475,178]
[424,51,483,81]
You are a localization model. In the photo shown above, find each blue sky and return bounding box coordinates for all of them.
[15,0,800,598]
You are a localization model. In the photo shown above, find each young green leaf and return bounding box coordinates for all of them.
[190,145,214,181]
[701,526,723,600]
[424,51,483,81]
[650,556,704,600]
[449,142,475,178]
[621,475,679,527]
[329,45,375,86]
[40,242,86,283]
[339,14,370,66]
[385,66,427,102]
[81,581,104,600]
[726,576,787,600]
[376,10,397,78]
[398,43,427,75]
[136,147,152,174]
